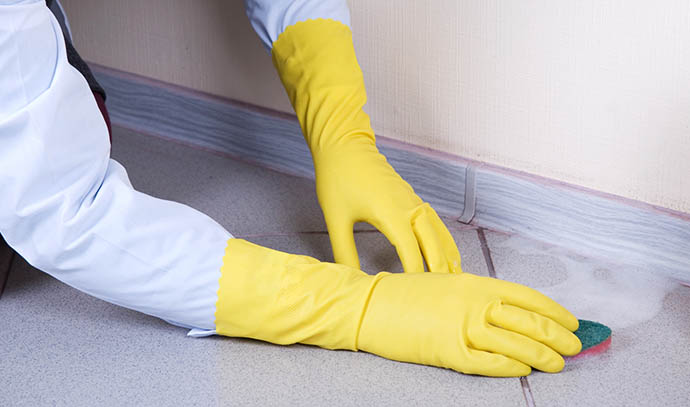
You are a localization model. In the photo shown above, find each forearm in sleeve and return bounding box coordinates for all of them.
[0,0,231,331]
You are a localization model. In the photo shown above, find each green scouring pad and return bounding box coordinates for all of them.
[568,319,612,360]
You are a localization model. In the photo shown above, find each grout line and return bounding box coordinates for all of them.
[476,228,496,278]
[520,377,537,407]
[235,229,382,239]
[239,221,475,240]
[235,231,327,239]
[478,227,536,407]
[351,229,382,234]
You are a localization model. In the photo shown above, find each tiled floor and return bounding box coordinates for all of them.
[485,232,690,406]
[1,126,688,406]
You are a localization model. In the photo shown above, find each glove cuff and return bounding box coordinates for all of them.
[271,18,376,157]
[215,238,384,350]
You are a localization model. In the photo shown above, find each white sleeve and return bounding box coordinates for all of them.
[244,0,351,50]
[0,1,231,331]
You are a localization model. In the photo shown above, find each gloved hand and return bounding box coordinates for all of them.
[358,271,582,376]
[271,19,461,274]
[215,239,582,377]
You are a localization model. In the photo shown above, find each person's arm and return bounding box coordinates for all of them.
[245,1,462,275]
[0,0,230,330]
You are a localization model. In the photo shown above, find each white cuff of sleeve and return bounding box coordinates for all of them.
[244,0,351,51]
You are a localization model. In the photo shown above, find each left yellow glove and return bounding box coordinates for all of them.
[272,19,461,274]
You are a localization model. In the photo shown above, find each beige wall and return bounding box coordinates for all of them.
[61,0,690,214]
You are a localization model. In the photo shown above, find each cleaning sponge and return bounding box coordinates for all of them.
[568,319,612,360]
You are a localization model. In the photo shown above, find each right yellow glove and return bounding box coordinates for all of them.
[271,19,462,275]
[215,239,581,377]
[357,272,581,376]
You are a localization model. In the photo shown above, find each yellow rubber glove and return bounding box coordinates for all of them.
[215,239,582,377]
[272,19,462,274]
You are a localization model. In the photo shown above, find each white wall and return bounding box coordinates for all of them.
[61,0,690,214]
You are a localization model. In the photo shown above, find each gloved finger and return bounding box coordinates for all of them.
[420,204,462,273]
[489,277,580,332]
[411,206,448,273]
[472,323,566,373]
[457,348,531,377]
[488,304,582,356]
[378,219,425,274]
[324,212,360,269]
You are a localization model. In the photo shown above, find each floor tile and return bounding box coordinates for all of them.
[0,256,225,406]
[111,125,330,236]
[485,230,690,406]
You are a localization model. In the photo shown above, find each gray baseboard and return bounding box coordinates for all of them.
[92,65,690,282]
